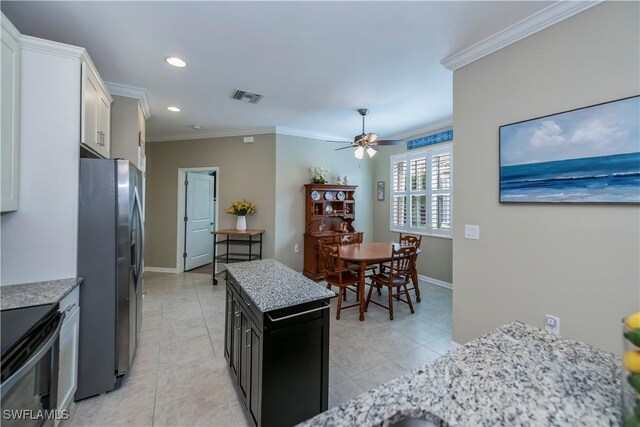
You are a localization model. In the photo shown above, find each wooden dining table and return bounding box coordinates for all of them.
[339,242,421,321]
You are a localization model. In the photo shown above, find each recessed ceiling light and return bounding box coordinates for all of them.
[167,106,181,112]
[165,57,187,68]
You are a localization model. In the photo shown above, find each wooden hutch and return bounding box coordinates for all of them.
[303,183,363,281]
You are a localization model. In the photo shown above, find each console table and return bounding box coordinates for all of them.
[211,229,265,285]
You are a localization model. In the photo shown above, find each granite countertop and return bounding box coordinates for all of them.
[301,321,620,427]
[225,259,335,312]
[1,278,83,310]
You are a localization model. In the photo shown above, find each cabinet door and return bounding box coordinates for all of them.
[249,324,261,425]
[224,289,233,362]
[232,299,241,379]
[239,310,250,402]
[57,307,80,417]
[0,23,20,212]
[97,90,111,158]
[82,63,99,152]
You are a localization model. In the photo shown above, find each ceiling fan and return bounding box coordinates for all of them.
[329,108,404,159]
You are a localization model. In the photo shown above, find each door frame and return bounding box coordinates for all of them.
[176,167,219,274]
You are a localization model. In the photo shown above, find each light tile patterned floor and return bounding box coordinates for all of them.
[66,271,452,426]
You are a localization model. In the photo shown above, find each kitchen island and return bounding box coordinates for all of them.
[224,259,335,427]
[301,321,620,426]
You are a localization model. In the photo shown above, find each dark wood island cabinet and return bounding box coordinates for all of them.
[224,259,334,427]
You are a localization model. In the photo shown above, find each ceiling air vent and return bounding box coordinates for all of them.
[231,89,263,104]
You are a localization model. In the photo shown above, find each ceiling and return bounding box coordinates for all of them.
[2,1,553,142]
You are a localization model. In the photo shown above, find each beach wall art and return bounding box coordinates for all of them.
[499,95,640,204]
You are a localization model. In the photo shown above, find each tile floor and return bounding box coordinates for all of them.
[66,270,453,426]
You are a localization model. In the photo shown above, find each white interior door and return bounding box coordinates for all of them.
[184,172,215,271]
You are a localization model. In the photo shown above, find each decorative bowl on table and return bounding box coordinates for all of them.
[622,312,640,427]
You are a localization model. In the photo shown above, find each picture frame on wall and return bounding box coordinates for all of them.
[499,95,639,204]
[377,181,385,201]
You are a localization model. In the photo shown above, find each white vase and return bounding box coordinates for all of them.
[236,215,247,231]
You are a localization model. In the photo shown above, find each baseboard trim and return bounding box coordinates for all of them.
[144,266,178,274]
[418,274,452,290]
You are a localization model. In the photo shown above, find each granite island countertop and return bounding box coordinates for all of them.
[1,278,83,310]
[301,321,620,427]
[225,259,334,312]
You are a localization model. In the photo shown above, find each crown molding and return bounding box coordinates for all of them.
[440,0,602,71]
[275,126,351,142]
[148,125,354,143]
[105,82,151,119]
[389,120,453,141]
[147,127,276,143]
[19,34,86,59]
[1,13,21,40]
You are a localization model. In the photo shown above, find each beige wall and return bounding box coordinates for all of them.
[145,134,276,268]
[275,134,373,271]
[452,2,640,353]
[371,140,453,283]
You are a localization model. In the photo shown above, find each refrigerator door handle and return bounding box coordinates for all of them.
[133,187,145,280]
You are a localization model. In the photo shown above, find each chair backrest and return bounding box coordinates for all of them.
[388,245,416,284]
[399,233,422,249]
[318,243,344,283]
[340,234,361,245]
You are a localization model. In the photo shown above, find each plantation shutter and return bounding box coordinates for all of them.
[392,159,407,227]
[431,152,451,230]
[410,157,428,229]
[390,142,452,236]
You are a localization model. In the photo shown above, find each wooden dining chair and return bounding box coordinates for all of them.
[399,233,422,302]
[365,245,416,320]
[318,243,360,320]
[341,234,377,284]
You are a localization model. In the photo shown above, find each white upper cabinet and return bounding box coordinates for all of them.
[108,93,147,170]
[1,15,21,212]
[81,60,111,158]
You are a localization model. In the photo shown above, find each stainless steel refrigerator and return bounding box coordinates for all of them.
[76,159,144,400]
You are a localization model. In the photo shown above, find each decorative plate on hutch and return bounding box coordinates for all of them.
[311,190,321,201]
[324,191,334,201]
[325,205,333,213]
[336,191,345,201]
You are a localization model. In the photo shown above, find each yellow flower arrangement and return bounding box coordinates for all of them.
[225,199,256,216]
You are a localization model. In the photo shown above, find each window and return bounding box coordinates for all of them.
[390,143,452,237]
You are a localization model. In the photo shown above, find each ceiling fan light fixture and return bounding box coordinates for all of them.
[354,146,365,160]
[368,133,379,143]
[367,147,377,158]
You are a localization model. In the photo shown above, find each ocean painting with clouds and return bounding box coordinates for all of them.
[499,96,640,204]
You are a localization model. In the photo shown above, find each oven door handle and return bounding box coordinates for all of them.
[0,313,64,396]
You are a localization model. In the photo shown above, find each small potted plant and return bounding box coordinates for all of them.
[310,166,329,184]
[225,199,256,231]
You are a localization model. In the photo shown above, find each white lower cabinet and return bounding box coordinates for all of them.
[57,288,80,423]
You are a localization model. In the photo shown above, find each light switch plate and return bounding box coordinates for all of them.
[243,136,254,143]
[464,224,480,240]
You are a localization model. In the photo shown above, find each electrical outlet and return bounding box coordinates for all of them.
[545,314,560,335]
[294,243,299,253]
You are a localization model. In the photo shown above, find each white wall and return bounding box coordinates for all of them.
[452,2,640,353]
[1,46,81,285]
[274,134,373,271]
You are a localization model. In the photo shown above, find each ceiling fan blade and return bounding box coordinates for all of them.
[375,139,405,146]
[335,145,357,151]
